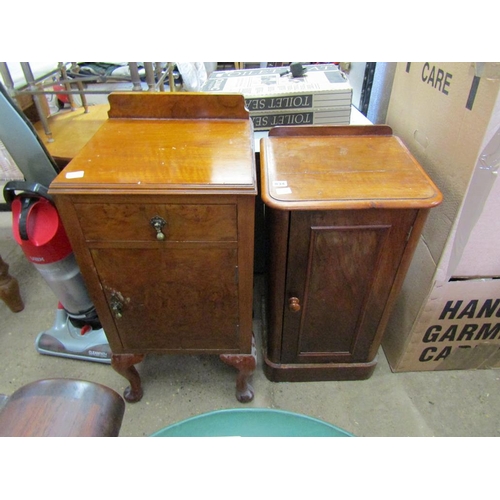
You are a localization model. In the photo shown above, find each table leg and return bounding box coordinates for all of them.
[0,255,24,313]
[111,353,145,403]
[220,335,257,403]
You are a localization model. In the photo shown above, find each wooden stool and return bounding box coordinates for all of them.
[0,379,125,437]
[0,254,24,312]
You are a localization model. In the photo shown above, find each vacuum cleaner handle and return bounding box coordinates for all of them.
[3,180,53,206]
[3,180,54,241]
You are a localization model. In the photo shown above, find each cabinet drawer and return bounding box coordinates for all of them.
[74,203,238,242]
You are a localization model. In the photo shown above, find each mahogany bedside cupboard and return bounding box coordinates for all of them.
[49,93,258,403]
[260,125,442,382]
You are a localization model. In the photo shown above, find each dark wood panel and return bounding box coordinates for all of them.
[91,247,239,351]
[299,224,391,354]
[108,92,250,120]
[75,202,237,242]
[269,124,393,137]
[282,209,417,364]
[264,208,290,363]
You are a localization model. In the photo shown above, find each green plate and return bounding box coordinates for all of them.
[151,408,353,437]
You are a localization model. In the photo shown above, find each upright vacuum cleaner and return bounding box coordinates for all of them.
[3,182,111,363]
[0,80,111,363]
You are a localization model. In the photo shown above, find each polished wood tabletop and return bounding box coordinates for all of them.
[260,126,443,210]
[49,93,257,196]
[34,103,110,164]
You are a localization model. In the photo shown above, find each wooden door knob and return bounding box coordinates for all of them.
[288,297,301,312]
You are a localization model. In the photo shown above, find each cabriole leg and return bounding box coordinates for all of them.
[220,335,257,403]
[111,353,145,403]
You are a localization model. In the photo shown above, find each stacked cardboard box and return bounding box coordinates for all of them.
[382,62,500,372]
[201,64,353,130]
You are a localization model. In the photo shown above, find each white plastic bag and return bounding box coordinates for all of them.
[176,62,208,91]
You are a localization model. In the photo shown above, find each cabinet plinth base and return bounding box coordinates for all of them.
[263,353,378,382]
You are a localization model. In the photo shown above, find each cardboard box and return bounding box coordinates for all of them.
[201,64,352,130]
[250,107,352,130]
[385,278,500,371]
[382,62,500,372]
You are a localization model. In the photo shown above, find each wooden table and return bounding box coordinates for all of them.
[34,104,110,167]
[49,92,258,403]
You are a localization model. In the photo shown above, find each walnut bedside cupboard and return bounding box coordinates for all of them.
[49,93,258,403]
[260,125,442,382]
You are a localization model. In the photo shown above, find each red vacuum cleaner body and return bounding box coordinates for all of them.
[4,181,111,363]
[9,183,97,326]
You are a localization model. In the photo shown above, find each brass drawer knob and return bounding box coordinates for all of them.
[150,215,166,241]
[288,297,301,312]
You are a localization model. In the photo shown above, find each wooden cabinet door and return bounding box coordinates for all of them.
[281,209,417,364]
[91,246,240,352]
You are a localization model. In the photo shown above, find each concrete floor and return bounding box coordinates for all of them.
[1,210,500,438]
